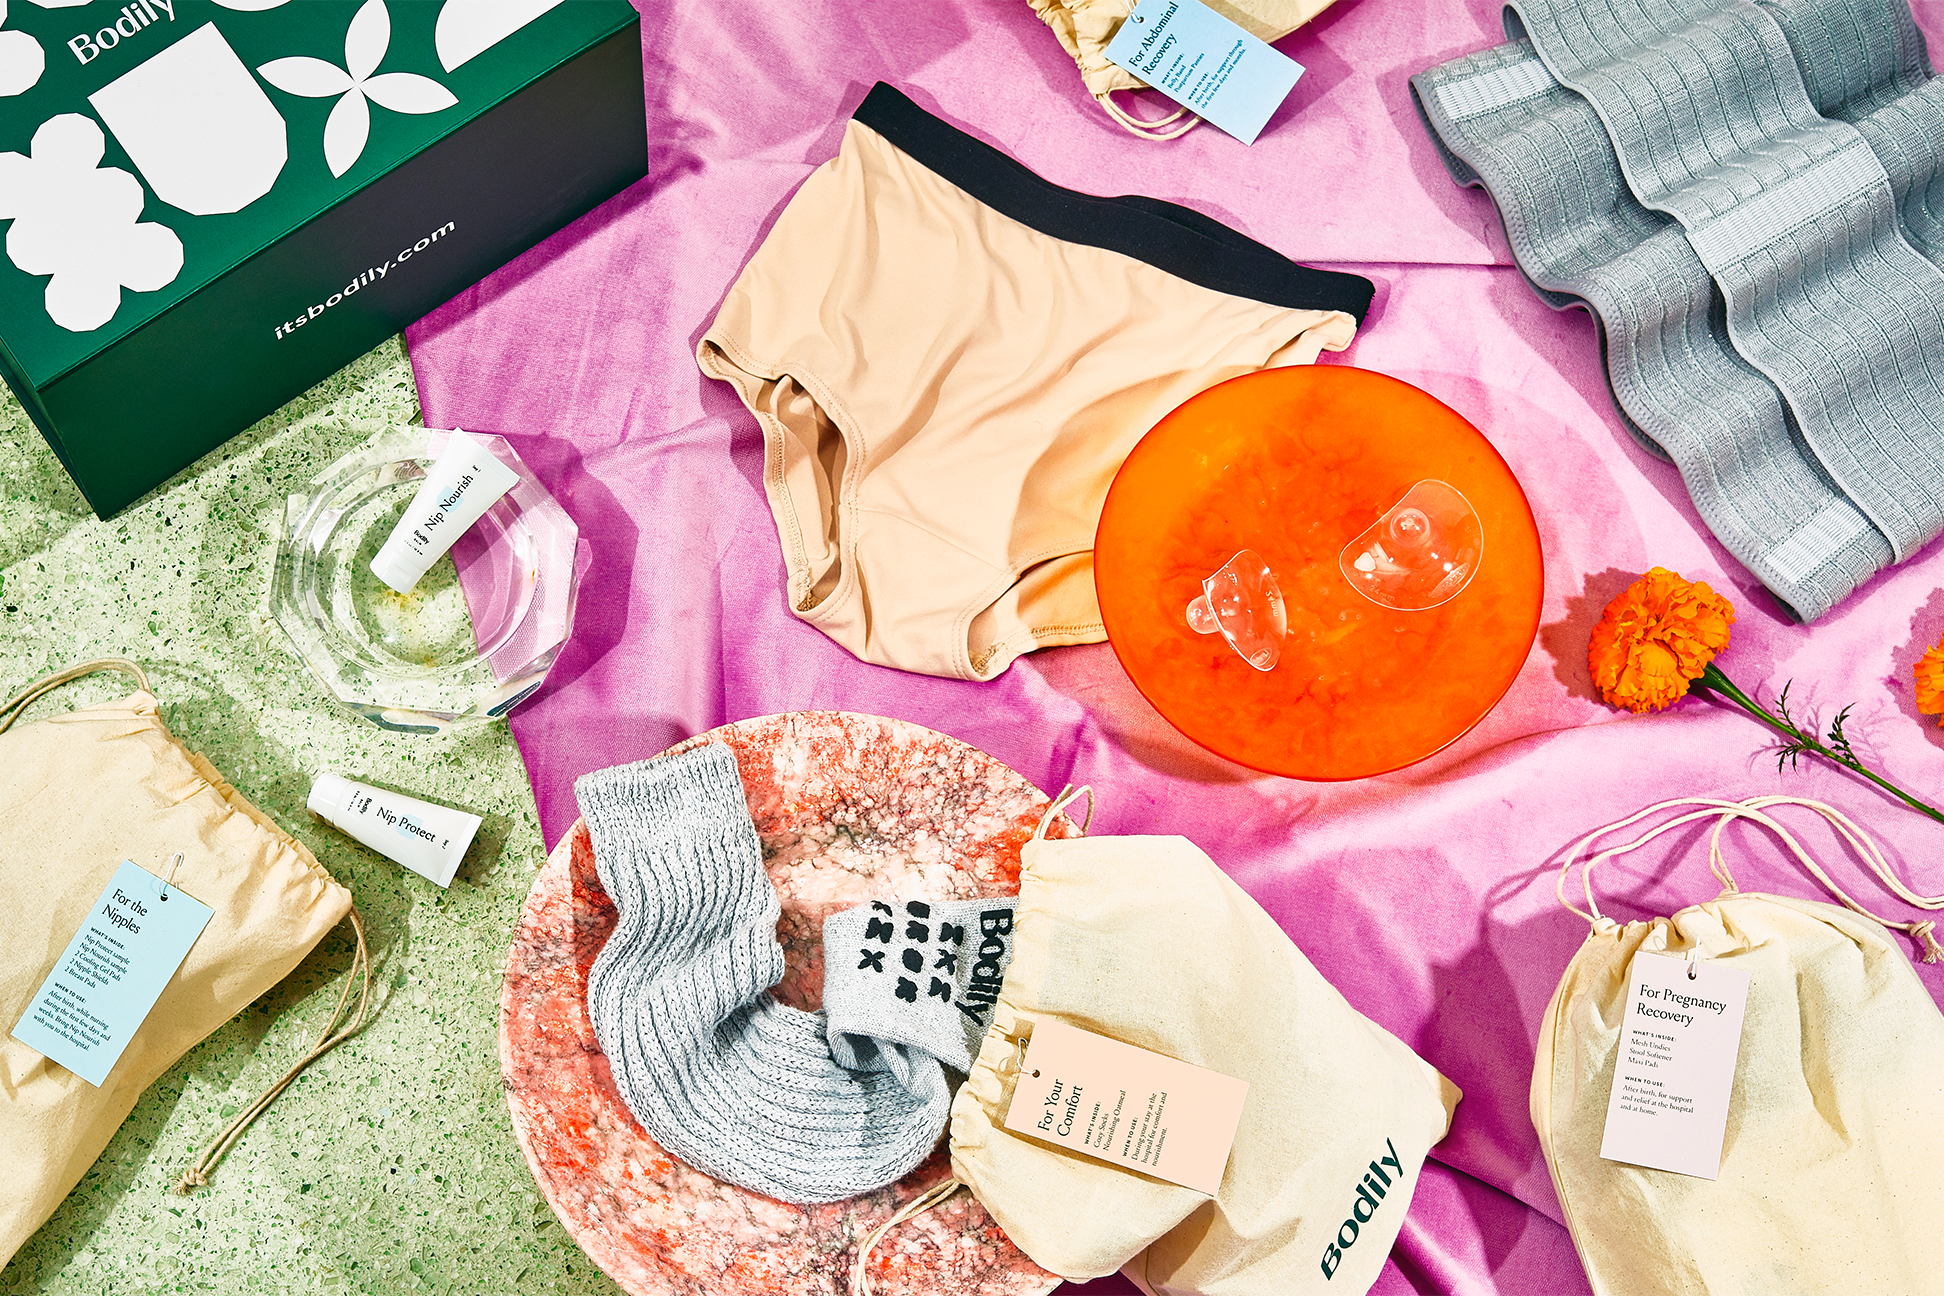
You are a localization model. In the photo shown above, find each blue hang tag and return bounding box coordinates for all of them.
[1102,0,1305,145]
[11,859,215,1087]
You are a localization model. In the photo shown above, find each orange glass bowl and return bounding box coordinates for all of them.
[1094,366,1543,779]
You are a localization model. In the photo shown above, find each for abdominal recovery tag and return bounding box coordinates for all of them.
[1598,950,1751,1180]
[1005,1019,1248,1195]
[10,860,213,1087]
[1102,0,1305,145]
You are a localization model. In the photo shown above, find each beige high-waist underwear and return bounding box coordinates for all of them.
[700,83,1373,681]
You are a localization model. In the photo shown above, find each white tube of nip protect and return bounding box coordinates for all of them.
[308,773,482,888]
[369,429,520,594]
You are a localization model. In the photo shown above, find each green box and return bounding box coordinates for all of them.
[0,0,645,516]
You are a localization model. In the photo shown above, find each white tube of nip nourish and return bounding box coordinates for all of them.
[369,429,520,594]
[308,773,482,888]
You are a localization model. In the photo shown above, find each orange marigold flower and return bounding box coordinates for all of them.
[1588,567,1736,713]
[1917,640,1944,726]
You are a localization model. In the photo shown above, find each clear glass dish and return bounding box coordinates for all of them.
[271,426,580,733]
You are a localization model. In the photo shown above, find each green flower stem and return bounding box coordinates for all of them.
[1694,661,1944,826]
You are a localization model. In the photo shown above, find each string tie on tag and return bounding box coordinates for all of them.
[161,851,183,901]
[851,1177,964,1296]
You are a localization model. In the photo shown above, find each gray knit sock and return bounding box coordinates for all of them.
[821,898,1016,1087]
[579,743,947,1204]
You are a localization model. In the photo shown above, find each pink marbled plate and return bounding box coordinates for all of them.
[500,712,1079,1296]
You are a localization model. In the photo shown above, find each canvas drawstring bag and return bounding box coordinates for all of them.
[1028,0,1337,139]
[854,788,1459,1296]
[0,660,369,1267]
[1535,795,1944,1296]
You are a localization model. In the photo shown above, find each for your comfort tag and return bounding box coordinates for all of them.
[1005,1019,1248,1195]
[1598,950,1751,1179]
[10,860,213,1087]
[1102,0,1305,145]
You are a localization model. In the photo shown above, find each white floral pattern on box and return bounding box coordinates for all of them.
[0,1,46,98]
[257,0,456,178]
[0,113,183,330]
[89,24,290,217]
[435,0,564,72]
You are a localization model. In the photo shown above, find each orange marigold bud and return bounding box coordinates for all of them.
[1917,641,1944,726]
[1588,568,1736,713]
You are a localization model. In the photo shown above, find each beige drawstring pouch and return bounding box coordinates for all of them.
[1535,795,1944,1296]
[1029,0,1337,139]
[854,789,1459,1296]
[0,661,369,1267]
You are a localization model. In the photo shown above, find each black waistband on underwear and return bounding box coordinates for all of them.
[853,83,1375,322]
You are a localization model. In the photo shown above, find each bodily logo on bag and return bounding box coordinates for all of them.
[1319,1137,1405,1279]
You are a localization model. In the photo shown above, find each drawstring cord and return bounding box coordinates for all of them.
[1096,90,1198,140]
[176,907,371,1192]
[0,657,150,733]
[851,1177,966,1296]
[1035,784,1094,840]
[1558,796,1944,963]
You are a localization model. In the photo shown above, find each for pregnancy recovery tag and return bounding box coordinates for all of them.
[1599,950,1750,1179]
[1103,0,1305,145]
[10,860,213,1087]
[1005,1019,1248,1195]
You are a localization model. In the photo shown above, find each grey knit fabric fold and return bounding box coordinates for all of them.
[1413,0,1944,619]
[579,743,947,1204]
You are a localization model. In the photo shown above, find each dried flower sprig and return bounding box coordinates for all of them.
[1691,665,1944,826]
[1590,568,1944,826]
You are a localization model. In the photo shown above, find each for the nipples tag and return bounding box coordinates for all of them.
[10,860,213,1087]
[1598,950,1750,1180]
[1102,0,1305,145]
[1004,1019,1248,1195]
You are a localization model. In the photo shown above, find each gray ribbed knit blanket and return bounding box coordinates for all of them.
[1414,0,1944,619]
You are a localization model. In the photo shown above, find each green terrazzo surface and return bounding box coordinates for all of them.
[0,340,623,1296]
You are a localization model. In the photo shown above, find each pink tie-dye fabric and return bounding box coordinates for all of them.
[410,3,1944,1291]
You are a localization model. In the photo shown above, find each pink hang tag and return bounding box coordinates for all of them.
[1004,1018,1248,1196]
